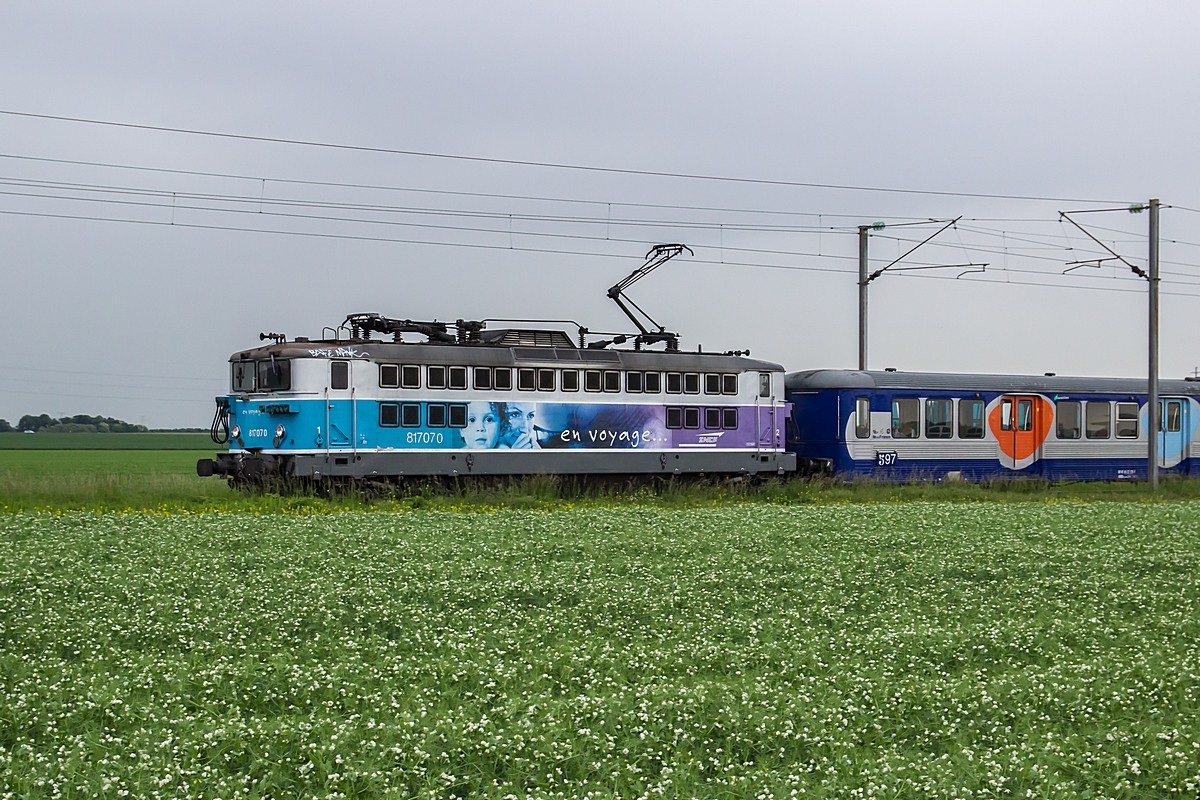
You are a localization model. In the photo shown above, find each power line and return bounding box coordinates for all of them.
[0,109,1138,204]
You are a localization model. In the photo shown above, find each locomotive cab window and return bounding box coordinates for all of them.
[684,373,700,394]
[666,372,682,394]
[722,374,738,395]
[855,397,870,439]
[1056,400,1081,439]
[473,367,492,390]
[329,360,348,390]
[448,366,467,390]
[1085,401,1110,439]
[1116,402,1139,438]
[891,398,920,439]
[644,372,661,393]
[493,368,512,391]
[561,369,579,392]
[518,368,536,392]
[925,398,952,439]
[379,364,400,388]
[427,365,447,390]
[626,371,644,393]
[958,399,985,439]
[402,365,421,389]
[759,372,771,398]
[584,369,602,392]
[231,361,255,393]
[705,374,721,394]
[537,369,555,391]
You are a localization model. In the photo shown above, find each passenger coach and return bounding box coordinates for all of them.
[786,369,1200,481]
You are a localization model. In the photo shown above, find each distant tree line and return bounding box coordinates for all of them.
[5,414,149,433]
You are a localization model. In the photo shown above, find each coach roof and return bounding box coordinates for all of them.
[786,369,1200,397]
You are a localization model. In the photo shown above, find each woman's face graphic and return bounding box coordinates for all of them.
[464,403,500,449]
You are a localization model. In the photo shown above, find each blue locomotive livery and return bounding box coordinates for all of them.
[785,369,1200,481]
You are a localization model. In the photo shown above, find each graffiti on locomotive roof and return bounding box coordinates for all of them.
[306,347,370,359]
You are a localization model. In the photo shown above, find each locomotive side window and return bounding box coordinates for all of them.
[329,361,349,391]
[958,399,985,439]
[1085,401,1110,439]
[379,402,400,427]
[644,372,661,393]
[626,372,644,393]
[427,403,447,427]
[379,364,400,388]
[231,361,255,393]
[666,407,683,429]
[666,372,682,393]
[684,373,700,394]
[721,407,738,430]
[925,399,952,439]
[1115,402,1139,438]
[584,370,602,392]
[705,374,721,395]
[427,366,447,390]
[722,374,738,395]
[473,367,492,390]
[401,403,421,427]
[1056,401,1081,439]
[855,397,870,439]
[256,359,291,391]
[891,398,920,439]
[759,373,771,398]
[517,368,536,391]
[537,369,555,391]
[603,371,621,392]
[493,368,512,391]
[448,404,468,428]
[402,365,421,389]
[561,369,579,392]
[705,408,721,429]
[448,366,467,390]
[683,407,700,429]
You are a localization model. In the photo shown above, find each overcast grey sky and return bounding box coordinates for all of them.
[2,2,1199,427]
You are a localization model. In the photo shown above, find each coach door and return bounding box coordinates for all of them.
[997,395,1045,474]
[323,360,355,452]
[1159,398,1189,473]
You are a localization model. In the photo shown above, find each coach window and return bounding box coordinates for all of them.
[473,367,492,390]
[626,371,644,393]
[379,402,400,427]
[603,370,621,392]
[644,372,662,393]
[1017,399,1034,432]
[538,369,555,391]
[722,407,738,430]
[666,407,683,429]
[330,361,349,390]
[379,364,400,388]
[584,369,602,392]
[402,365,421,389]
[722,374,738,395]
[705,408,721,429]
[855,397,870,439]
[1116,402,1139,438]
[231,361,255,393]
[925,398,952,439]
[517,368,536,391]
[427,365,447,390]
[1085,401,1110,439]
[493,368,512,391]
[958,399,985,439]
[448,366,467,390]
[1056,400,1081,439]
[759,372,771,398]
[891,398,920,439]
[705,374,721,394]
[561,369,579,392]
[401,403,421,427]
[427,403,447,428]
[684,373,700,394]
[1166,400,1183,432]
[448,404,468,428]
[683,407,700,429]
[666,372,682,393]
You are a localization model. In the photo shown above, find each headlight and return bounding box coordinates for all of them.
[230,425,241,439]
[273,424,287,448]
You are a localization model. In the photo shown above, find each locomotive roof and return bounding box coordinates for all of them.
[786,368,1200,396]
[232,340,784,372]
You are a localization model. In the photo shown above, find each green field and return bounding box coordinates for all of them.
[0,504,1197,797]
[0,432,216,450]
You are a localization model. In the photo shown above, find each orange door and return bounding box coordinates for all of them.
[991,395,1052,472]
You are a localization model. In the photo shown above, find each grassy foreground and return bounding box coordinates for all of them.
[0,432,214,450]
[0,504,1197,798]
